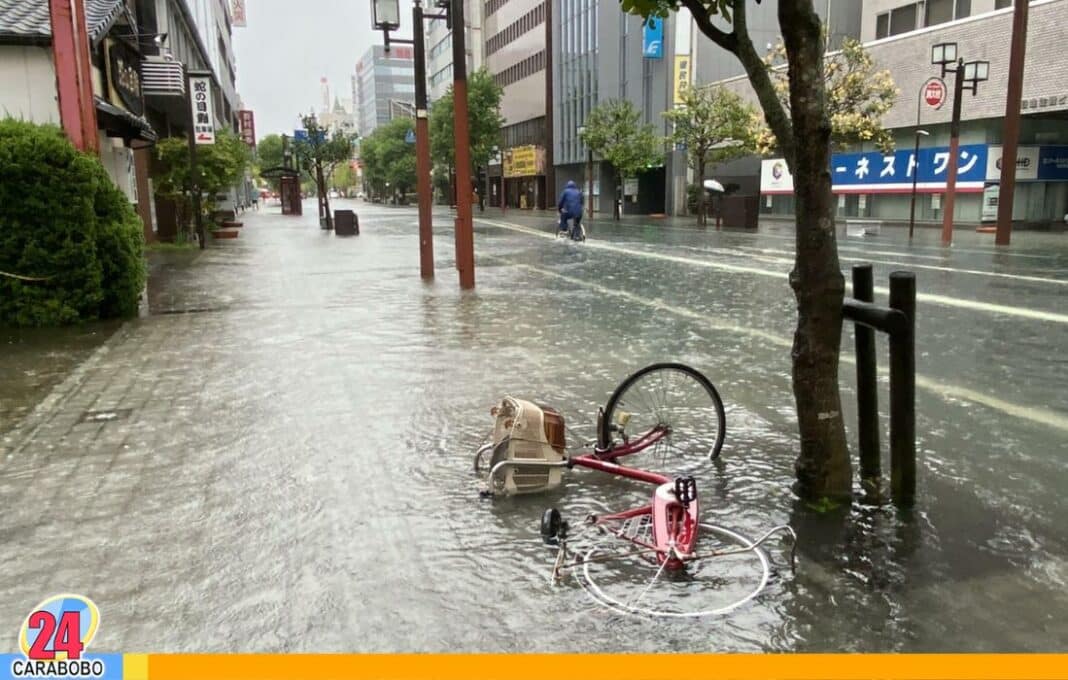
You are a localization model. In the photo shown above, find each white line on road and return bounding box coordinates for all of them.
[476,218,1068,325]
[501,259,1068,435]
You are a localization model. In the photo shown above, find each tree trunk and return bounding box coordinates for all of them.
[779,0,851,500]
[696,154,706,226]
[614,169,621,221]
[317,160,332,229]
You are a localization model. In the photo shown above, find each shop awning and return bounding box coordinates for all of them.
[94,96,157,143]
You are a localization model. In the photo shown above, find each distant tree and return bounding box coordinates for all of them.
[579,99,663,220]
[663,85,755,225]
[255,133,284,190]
[293,114,356,228]
[155,128,250,242]
[331,162,357,195]
[753,36,899,155]
[430,68,504,180]
[360,118,417,203]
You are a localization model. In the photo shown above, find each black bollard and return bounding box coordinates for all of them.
[852,265,880,486]
[888,271,916,507]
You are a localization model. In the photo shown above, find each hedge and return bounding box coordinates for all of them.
[0,119,146,326]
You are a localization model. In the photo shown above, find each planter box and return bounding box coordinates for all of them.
[211,228,240,239]
[221,220,244,228]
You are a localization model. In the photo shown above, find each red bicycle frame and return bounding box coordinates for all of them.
[569,426,699,568]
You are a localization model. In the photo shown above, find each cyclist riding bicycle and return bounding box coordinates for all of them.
[557,180,585,241]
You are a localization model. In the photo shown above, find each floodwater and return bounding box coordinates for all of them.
[1,200,1066,652]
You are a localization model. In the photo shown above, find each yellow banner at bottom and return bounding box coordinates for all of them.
[126,654,1068,680]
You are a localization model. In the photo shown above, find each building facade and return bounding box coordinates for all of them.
[355,44,415,136]
[553,0,677,215]
[424,0,482,103]
[743,0,1068,227]
[484,0,551,209]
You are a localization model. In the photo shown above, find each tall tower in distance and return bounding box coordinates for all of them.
[320,77,330,114]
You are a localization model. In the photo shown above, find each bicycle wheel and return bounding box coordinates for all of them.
[599,363,725,469]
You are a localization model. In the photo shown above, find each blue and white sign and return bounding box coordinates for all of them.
[831,144,988,193]
[642,18,664,59]
[405,129,416,144]
[293,129,308,141]
[762,144,989,194]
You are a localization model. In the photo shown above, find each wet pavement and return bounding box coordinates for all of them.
[1,199,1066,652]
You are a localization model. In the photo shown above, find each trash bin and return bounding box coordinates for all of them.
[334,209,359,236]
[719,195,759,230]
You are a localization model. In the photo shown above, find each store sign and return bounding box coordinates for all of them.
[761,144,988,194]
[981,183,999,222]
[673,56,690,105]
[986,145,1039,181]
[503,145,543,178]
[923,77,947,110]
[1038,146,1068,181]
[1021,93,1068,112]
[238,110,256,147]
[623,178,639,196]
[189,75,215,144]
[106,39,143,115]
[642,18,664,59]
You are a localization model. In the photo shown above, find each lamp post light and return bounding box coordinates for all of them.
[577,125,593,216]
[908,129,930,240]
[931,41,989,246]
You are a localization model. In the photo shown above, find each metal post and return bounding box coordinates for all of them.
[587,149,594,217]
[889,271,916,507]
[995,0,1029,247]
[413,1,434,279]
[185,71,205,249]
[941,60,964,246]
[909,132,920,240]
[451,0,475,289]
[853,265,880,485]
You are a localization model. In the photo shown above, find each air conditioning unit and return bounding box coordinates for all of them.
[142,56,185,96]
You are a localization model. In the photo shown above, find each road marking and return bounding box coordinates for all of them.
[500,258,1068,435]
[476,218,1068,325]
[728,244,1068,286]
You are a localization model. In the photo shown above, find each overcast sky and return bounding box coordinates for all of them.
[233,0,414,137]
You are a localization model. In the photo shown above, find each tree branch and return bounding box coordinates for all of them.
[681,0,737,53]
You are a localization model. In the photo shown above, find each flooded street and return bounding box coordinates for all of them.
[1,200,1066,652]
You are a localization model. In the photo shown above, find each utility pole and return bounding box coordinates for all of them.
[451,0,475,289]
[185,70,206,249]
[995,0,1029,247]
[941,59,964,247]
[413,0,434,278]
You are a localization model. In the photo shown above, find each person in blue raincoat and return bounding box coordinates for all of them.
[557,180,584,239]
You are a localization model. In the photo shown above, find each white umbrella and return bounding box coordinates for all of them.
[703,179,725,193]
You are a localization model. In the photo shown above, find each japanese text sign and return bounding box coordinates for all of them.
[189,76,215,144]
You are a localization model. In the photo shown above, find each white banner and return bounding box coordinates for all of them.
[189,75,215,144]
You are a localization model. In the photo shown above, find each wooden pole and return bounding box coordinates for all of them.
[995,0,1029,246]
[413,1,435,279]
[451,0,475,289]
[941,60,964,246]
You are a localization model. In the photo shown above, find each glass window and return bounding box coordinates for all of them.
[876,12,889,38]
[956,0,971,17]
[889,3,917,36]
[994,0,1012,7]
[925,0,953,26]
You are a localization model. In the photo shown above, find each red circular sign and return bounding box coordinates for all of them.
[924,77,947,109]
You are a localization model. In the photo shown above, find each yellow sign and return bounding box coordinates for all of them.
[503,145,542,178]
[673,55,691,105]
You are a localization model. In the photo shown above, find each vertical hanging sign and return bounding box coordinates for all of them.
[190,75,215,144]
[642,17,664,59]
[231,0,247,27]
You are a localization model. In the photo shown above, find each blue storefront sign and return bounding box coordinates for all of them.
[642,18,664,59]
[831,144,988,193]
[1038,145,1068,181]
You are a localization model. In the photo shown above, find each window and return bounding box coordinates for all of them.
[486,3,546,56]
[925,0,971,27]
[889,3,917,36]
[994,0,1012,7]
[876,12,889,39]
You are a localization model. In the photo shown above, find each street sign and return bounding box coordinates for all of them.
[189,75,215,144]
[293,129,308,141]
[642,18,664,59]
[923,77,947,110]
[405,129,416,144]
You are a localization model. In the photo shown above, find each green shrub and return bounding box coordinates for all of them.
[0,119,145,326]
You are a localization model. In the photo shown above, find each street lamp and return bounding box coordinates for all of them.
[930,42,989,246]
[372,0,401,31]
[908,129,930,240]
[577,125,593,216]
